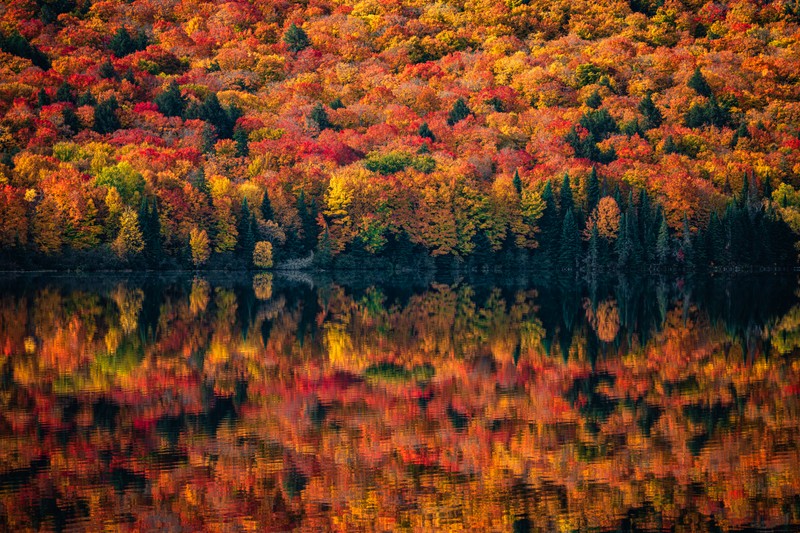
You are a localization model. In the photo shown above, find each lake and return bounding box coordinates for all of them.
[1,272,799,531]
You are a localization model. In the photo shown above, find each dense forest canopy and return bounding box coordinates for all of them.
[1,0,800,269]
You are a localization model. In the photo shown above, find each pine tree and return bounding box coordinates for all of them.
[559,210,580,271]
[656,215,670,266]
[418,122,435,142]
[77,90,97,107]
[585,90,602,109]
[260,190,274,222]
[638,93,663,129]
[284,23,310,52]
[37,88,50,108]
[98,59,116,79]
[330,97,344,110]
[586,167,600,214]
[93,96,120,134]
[538,181,559,266]
[109,27,134,57]
[308,103,331,131]
[616,212,632,269]
[512,170,522,197]
[585,225,600,272]
[233,127,249,157]
[447,98,470,126]
[687,67,712,97]
[62,106,80,136]
[154,80,185,117]
[55,82,75,104]
[559,172,574,217]
[680,213,693,268]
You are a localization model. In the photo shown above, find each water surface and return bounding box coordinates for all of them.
[1,273,799,531]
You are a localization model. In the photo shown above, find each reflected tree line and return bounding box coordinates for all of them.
[1,273,800,531]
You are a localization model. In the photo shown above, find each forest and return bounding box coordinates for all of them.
[2,0,800,270]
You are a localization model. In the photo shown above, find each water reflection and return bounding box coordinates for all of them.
[1,273,800,531]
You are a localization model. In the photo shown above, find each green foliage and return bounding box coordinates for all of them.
[98,59,117,80]
[109,27,148,57]
[447,98,471,126]
[93,96,121,134]
[95,163,145,204]
[575,64,606,88]
[585,90,602,109]
[154,81,186,118]
[284,23,310,52]
[418,122,436,142]
[0,30,50,69]
[308,103,331,131]
[365,152,412,175]
[687,67,712,97]
[638,93,663,129]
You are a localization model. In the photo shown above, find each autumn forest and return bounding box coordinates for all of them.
[2,0,800,270]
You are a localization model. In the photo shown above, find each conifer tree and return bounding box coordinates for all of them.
[154,81,185,117]
[284,23,310,52]
[93,96,120,134]
[559,210,580,271]
[513,170,522,197]
[559,173,574,217]
[261,190,274,222]
[447,98,470,126]
[586,167,600,215]
[688,67,712,97]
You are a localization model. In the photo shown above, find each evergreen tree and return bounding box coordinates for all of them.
[77,90,97,107]
[638,93,663,129]
[55,82,75,104]
[284,23,310,52]
[656,212,670,266]
[233,127,249,157]
[687,67,712,97]
[418,121,435,142]
[308,103,331,131]
[154,80,185,117]
[559,173,574,217]
[586,167,600,214]
[585,90,602,109]
[447,98,470,126]
[98,59,117,79]
[139,198,162,267]
[37,88,50,108]
[62,106,80,135]
[513,170,522,197]
[109,27,134,57]
[93,96,120,134]
[559,210,580,271]
[260,189,274,222]
[663,135,677,154]
[585,225,600,272]
[680,214,694,268]
[330,97,344,110]
[538,181,559,266]
[616,212,632,269]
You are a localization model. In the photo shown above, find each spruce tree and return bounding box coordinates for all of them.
[109,27,134,57]
[98,59,116,79]
[559,210,580,271]
[261,190,274,222]
[418,121,435,142]
[656,215,670,266]
[559,173,574,217]
[308,103,331,131]
[37,88,50,108]
[55,82,75,104]
[586,167,600,215]
[234,127,249,157]
[154,80,185,117]
[447,98,470,126]
[687,67,712,97]
[513,170,522,197]
[539,181,559,266]
[638,93,663,129]
[238,198,256,260]
[93,96,120,134]
[585,225,600,272]
[284,23,310,52]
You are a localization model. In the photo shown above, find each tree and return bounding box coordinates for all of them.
[32,196,62,255]
[37,89,50,108]
[559,210,580,271]
[109,28,134,57]
[585,90,602,109]
[237,197,256,260]
[55,82,75,104]
[559,173,574,217]
[656,214,670,265]
[94,96,120,134]
[513,170,522,197]
[260,190,274,222]
[308,103,331,131]
[233,127,249,156]
[585,196,620,241]
[687,67,712,97]
[253,241,274,269]
[586,167,600,214]
[418,122,435,142]
[98,59,116,79]
[139,198,162,267]
[113,207,145,259]
[447,98,470,126]
[189,227,210,266]
[638,93,662,129]
[284,23,310,52]
[154,81,185,117]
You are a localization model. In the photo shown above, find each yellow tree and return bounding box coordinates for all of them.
[112,208,144,259]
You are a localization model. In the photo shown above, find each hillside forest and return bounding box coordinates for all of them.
[2,0,800,270]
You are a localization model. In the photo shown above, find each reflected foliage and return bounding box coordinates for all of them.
[1,274,800,531]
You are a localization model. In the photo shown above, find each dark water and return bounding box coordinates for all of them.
[1,272,800,532]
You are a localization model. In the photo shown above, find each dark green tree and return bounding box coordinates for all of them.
[559,172,574,217]
[109,28,134,57]
[93,96,120,134]
[62,106,80,136]
[237,198,256,261]
[154,81,185,117]
[77,90,97,107]
[585,90,602,109]
[656,214,670,265]
[55,82,75,104]
[37,88,50,108]
[308,103,331,131]
[233,127,249,157]
[260,190,274,222]
[513,170,523,197]
[447,98,471,126]
[98,59,117,79]
[418,121,435,142]
[638,93,663,129]
[559,210,581,271]
[586,167,600,214]
[687,67,712,97]
[284,23,310,52]
[330,97,344,110]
